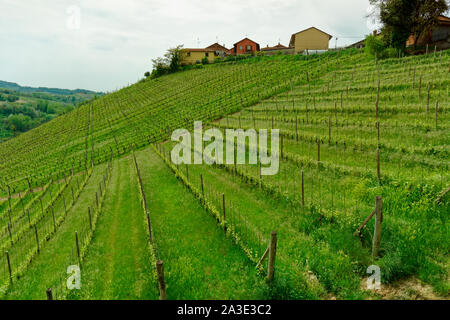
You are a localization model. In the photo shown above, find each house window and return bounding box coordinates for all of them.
[240,45,243,50]
[187,52,191,57]
[247,45,251,51]
[205,52,209,57]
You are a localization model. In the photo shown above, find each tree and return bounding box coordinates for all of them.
[369,0,449,50]
[144,71,151,78]
[6,114,32,133]
[410,0,449,47]
[150,45,184,78]
[6,95,19,102]
[164,45,183,72]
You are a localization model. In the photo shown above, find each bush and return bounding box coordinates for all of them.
[365,35,386,57]
[383,47,399,59]
[201,57,209,65]
[6,95,19,102]
[6,114,32,132]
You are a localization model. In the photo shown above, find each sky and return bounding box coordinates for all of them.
[0,0,380,92]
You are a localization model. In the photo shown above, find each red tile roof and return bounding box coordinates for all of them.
[233,37,259,46]
[261,43,289,51]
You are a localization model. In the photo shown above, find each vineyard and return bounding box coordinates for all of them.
[0,48,448,300]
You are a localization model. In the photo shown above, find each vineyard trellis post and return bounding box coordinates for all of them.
[200,174,204,198]
[88,207,92,231]
[6,250,12,283]
[35,224,40,253]
[156,260,168,300]
[222,193,226,228]
[46,288,53,300]
[75,231,81,267]
[372,196,383,259]
[267,231,277,282]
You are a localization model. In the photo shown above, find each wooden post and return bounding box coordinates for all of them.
[267,231,277,282]
[51,207,56,232]
[46,288,53,300]
[75,231,81,266]
[317,140,320,163]
[328,117,331,145]
[156,260,168,300]
[372,196,383,258]
[419,76,422,97]
[435,100,439,129]
[280,135,283,159]
[222,193,226,224]
[377,147,381,183]
[200,174,204,198]
[301,169,305,207]
[146,211,153,244]
[35,224,40,253]
[7,223,13,245]
[6,251,12,283]
[88,207,92,230]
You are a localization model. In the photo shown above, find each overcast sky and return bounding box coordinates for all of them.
[0,0,379,92]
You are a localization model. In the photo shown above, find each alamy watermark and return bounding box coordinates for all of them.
[171,121,280,176]
[67,265,81,290]
[66,5,81,30]
[366,265,381,290]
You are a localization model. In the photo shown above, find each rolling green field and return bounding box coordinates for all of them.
[0,48,448,300]
[0,81,100,142]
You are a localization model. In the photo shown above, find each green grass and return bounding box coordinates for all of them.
[71,156,158,300]
[4,163,106,299]
[0,48,448,300]
[134,148,268,299]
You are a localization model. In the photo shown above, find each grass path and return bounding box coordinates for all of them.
[74,156,158,300]
[136,148,268,299]
[4,164,106,300]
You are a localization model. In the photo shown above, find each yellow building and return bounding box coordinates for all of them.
[289,27,332,53]
[180,48,216,65]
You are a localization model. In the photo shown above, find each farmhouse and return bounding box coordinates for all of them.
[406,15,450,50]
[205,43,231,57]
[232,38,260,55]
[261,43,294,55]
[289,27,332,54]
[180,48,216,65]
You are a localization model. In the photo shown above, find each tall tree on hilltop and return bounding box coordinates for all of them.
[369,0,449,50]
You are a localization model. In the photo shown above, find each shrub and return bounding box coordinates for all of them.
[383,47,399,59]
[365,35,386,57]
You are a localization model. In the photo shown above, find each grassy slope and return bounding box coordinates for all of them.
[135,148,267,299]
[73,156,157,300]
[5,163,106,300]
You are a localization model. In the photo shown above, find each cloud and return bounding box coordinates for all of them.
[0,0,373,91]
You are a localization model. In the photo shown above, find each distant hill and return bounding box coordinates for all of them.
[0,80,101,96]
[0,80,102,142]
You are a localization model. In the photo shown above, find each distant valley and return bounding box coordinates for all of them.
[0,80,102,142]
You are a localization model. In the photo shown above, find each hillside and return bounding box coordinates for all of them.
[0,81,101,141]
[0,49,448,300]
